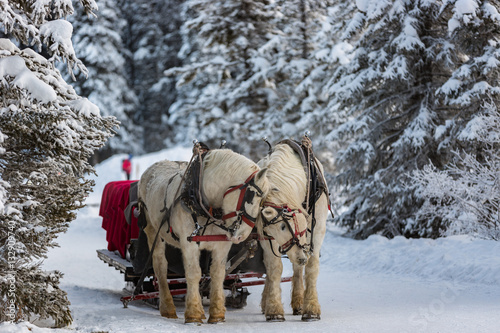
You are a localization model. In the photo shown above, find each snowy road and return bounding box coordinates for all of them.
[33,205,500,333]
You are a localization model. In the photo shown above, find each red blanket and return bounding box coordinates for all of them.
[99,180,139,258]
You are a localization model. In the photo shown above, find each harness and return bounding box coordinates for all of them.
[277,137,329,214]
[131,141,264,297]
[179,141,265,240]
[261,134,332,256]
[221,171,264,229]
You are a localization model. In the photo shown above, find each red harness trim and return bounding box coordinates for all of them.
[262,201,307,252]
[187,232,272,242]
[187,234,229,242]
[221,211,255,228]
[221,170,259,228]
[280,228,306,250]
[223,170,258,198]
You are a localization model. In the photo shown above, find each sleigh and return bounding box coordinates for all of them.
[97,180,291,309]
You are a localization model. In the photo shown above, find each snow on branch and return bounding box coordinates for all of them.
[0,55,57,103]
[40,19,87,79]
[411,105,500,240]
[0,0,95,79]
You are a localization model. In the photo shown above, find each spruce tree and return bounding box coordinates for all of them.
[0,1,117,325]
[121,0,184,152]
[254,0,355,143]
[166,0,279,155]
[410,104,500,240]
[322,0,500,238]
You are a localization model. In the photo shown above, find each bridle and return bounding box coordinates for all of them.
[261,202,309,255]
[213,170,264,234]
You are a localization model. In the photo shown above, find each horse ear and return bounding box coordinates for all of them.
[261,206,276,220]
[255,168,268,182]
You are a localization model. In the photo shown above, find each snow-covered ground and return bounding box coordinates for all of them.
[2,147,500,332]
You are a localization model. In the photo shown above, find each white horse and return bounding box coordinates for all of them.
[138,148,269,324]
[257,142,328,321]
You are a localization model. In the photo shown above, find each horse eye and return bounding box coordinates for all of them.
[272,188,279,192]
[281,223,286,231]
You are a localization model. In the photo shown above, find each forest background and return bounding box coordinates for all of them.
[69,0,500,241]
[1,0,500,326]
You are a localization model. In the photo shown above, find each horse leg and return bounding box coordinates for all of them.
[207,244,232,323]
[301,252,321,321]
[261,241,285,321]
[291,263,305,315]
[151,238,177,318]
[182,243,204,324]
[301,196,327,321]
[260,278,268,314]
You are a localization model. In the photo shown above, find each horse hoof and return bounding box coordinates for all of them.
[185,317,203,325]
[160,312,178,319]
[207,315,225,324]
[293,308,302,315]
[301,313,320,322]
[266,314,285,322]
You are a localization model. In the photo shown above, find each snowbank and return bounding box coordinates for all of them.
[323,225,500,286]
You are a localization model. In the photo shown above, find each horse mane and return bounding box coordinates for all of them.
[203,149,259,180]
[264,144,306,209]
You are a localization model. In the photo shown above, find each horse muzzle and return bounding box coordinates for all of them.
[298,257,308,266]
[289,247,310,266]
[230,234,245,244]
[228,223,253,244]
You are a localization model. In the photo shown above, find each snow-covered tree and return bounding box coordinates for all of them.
[0,1,117,325]
[166,0,280,155]
[254,0,355,143]
[323,0,500,238]
[410,104,500,240]
[69,0,141,161]
[120,0,184,152]
[166,0,355,158]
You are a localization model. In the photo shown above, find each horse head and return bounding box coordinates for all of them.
[256,143,313,266]
[260,200,310,265]
[221,167,269,243]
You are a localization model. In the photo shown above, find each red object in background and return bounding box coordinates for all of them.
[122,159,132,174]
[99,181,138,258]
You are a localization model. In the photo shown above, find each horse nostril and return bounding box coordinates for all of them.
[230,234,244,244]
